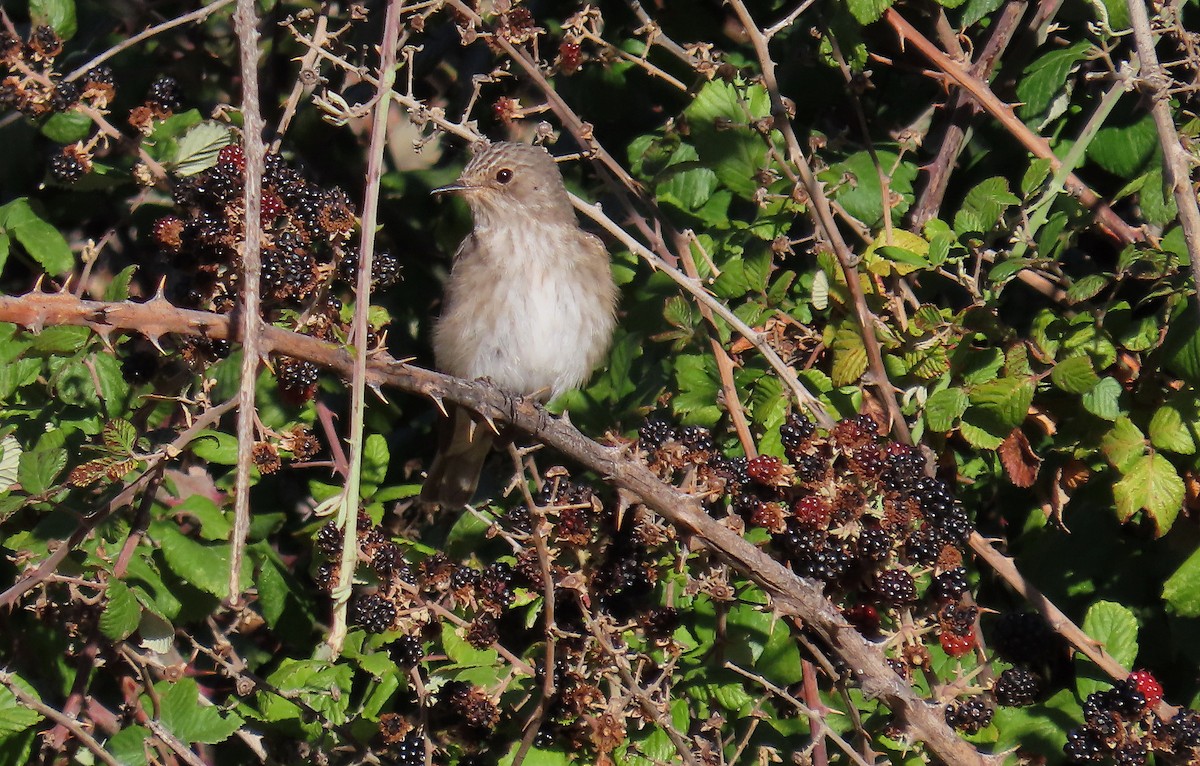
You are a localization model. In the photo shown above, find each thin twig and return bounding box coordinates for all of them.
[65,0,237,82]
[229,0,267,608]
[328,0,405,656]
[1123,0,1200,299]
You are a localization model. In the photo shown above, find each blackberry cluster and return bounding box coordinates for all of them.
[944,696,993,734]
[390,634,424,667]
[1064,677,1157,764]
[149,141,378,401]
[1,27,111,118]
[351,593,397,633]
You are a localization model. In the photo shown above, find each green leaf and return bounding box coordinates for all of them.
[93,353,129,417]
[104,265,137,301]
[1050,355,1100,394]
[1112,453,1184,534]
[828,150,917,228]
[655,144,719,212]
[100,578,141,641]
[17,446,65,494]
[41,112,92,144]
[0,675,42,736]
[683,80,770,199]
[1087,115,1157,178]
[1016,41,1092,122]
[360,433,389,490]
[831,327,869,386]
[1066,274,1111,304]
[10,215,73,275]
[968,377,1034,433]
[846,0,895,23]
[0,435,21,493]
[953,177,1020,235]
[157,678,243,744]
[441,622,499,669]
[924,387,968,431]
[158,526,248,599]
[105,726,150,766]
[29,0,77,39]
[173,495,231,541]
[172,121,235,177]
[672,354,722,426]
[1081,377,1122,421]
[189,430,238,465]
[1164,547,1200,617]
[1139,165,1177,226]
[1149,404,1199,455]
[1078,601,1139,698]
[1100,417,1145,472]
[1021,158,1054,197]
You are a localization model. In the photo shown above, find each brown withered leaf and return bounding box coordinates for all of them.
[999,428,1040,488]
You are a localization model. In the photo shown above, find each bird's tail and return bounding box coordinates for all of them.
[420,405,495,509]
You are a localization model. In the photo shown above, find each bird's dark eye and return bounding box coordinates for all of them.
[495,168,513,184]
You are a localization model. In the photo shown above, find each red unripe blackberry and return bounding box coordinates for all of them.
[218,144,246,173]
[842,604,880,635]
[874,568,917,605]
[939,628,974,657]
[793,494,831,528]
[559,41,582,73]
[260,193,287,225]
[993,667,1042,707]
[746,455,784,485]
[1127,670,1163,707]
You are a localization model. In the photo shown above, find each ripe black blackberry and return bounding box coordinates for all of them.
[640,606,680,639]
[904,526,943,566]
[1112,742,1147,766]
[638,416,676,450]
[49,150,86,183]
[390,635,424,667]
[856,525,894,563]
[938,602,977,637]
[1109,678,1148,716]
[146,75,181,111]
[451,565,480,593]
[197,163,242,205]
[372,250,401,289]
[315,521,342,558]
[372,542,406,578]
[351,593,396,633]
[874,568,917,605]
[1064,727,1105,763]
[791,451,829,484]
[275,356,320,403]
[49,80,80,111]
[944,696,993,734]
[779,412,815,455]
[261,247,314,301]
[392,731,424,766]
[992,667,1042,707]
[29,26,63,60]
[478,562,515,611]
[678,425,714,453]
[932,567,970,600]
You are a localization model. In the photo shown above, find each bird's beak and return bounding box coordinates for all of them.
[431,182,470,195]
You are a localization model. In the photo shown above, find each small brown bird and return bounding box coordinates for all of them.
[421,141,617,508]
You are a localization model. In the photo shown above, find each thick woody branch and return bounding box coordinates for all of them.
[0,291,993,765]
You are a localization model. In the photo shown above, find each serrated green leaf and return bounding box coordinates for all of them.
[828,150,917,228]
[0,436,21,494]
[954,177,1020,235]
[1066,274,1111,304]
[925,387,968,431]
[1050,355,1100,394]
[158,678,243,744]
[1149,404,1199,455]
[1021,158,1054,197]
[1081,600,1139,668]
[1113,453,1183,534]
[683,80,770,200]
[102,419,138,454]
[441,622,499,669]
[1081,377,1123,421]
[100,578,141,641]
[11,216,73,275]
[1100,417,1145,471]
[17,447,65,494]
[1016,41,1092,122]
[959,419,1005,449]
[0,675,42,736]
[361,432,389,490]
[104,725,150,766]
[968,377,1034,433]
[172,121,235,177]
[158,527,249,598]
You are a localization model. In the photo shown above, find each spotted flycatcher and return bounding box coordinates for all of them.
[421,142,618,507]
